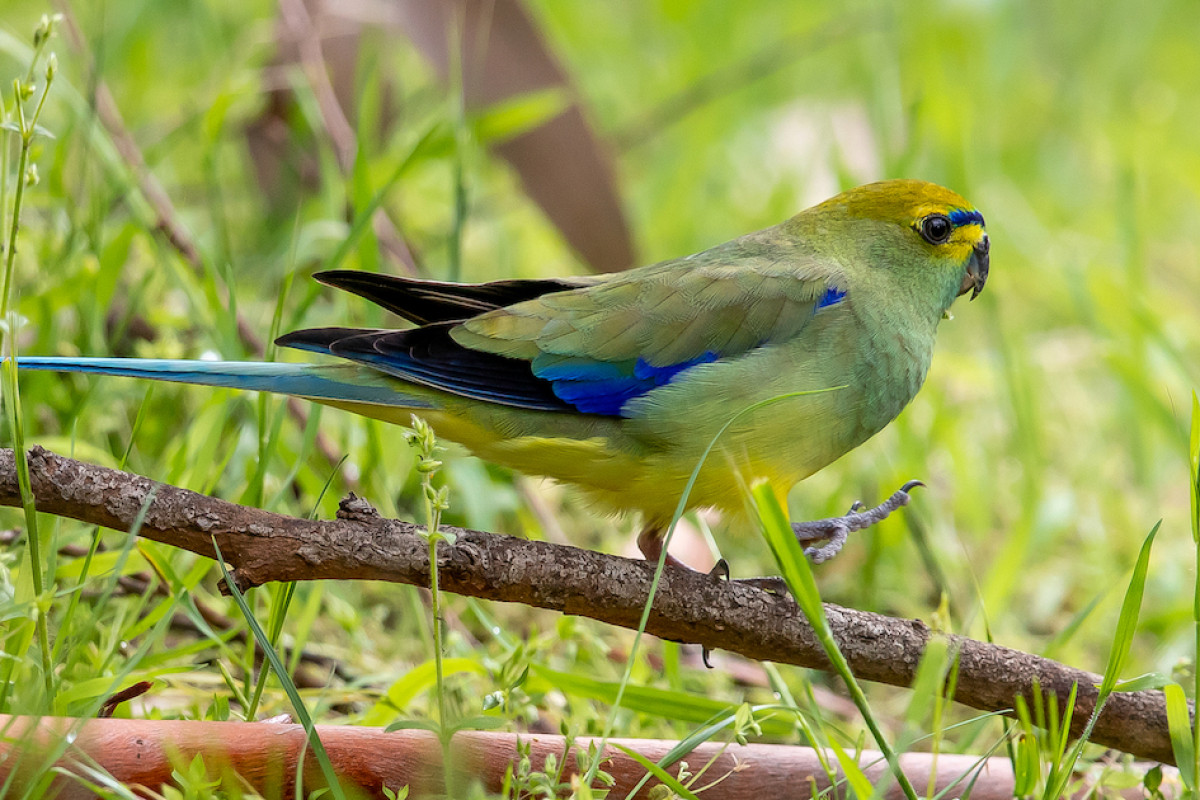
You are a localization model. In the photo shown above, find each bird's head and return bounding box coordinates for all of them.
[804,179,990,301]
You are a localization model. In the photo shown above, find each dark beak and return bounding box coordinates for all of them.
[959,234,990,300]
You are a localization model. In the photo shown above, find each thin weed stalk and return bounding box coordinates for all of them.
[0,13,60,704]
[404,415,456,791]
[1191,392,1200,787]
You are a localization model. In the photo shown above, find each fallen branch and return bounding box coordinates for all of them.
[0,716,1022,799]
[0,447,1183,764]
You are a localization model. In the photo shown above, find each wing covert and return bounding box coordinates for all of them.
[452,242,845,415]
[280,233,846,417]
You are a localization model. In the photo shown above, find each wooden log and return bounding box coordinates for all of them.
[0,716,1019,799]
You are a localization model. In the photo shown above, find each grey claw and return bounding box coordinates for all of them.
[709,558,731,581]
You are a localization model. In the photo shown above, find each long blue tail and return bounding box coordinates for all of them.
[17,357,433,408]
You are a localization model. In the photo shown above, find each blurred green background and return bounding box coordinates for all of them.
[2,0,1198,787]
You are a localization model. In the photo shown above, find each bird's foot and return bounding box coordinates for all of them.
[792,479,924,563]
[701,559,787,669]
[708,558,788,594]
[336,492,381,522]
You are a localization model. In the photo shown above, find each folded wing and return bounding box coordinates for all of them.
[279,245,844,417]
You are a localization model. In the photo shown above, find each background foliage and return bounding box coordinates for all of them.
[2,0,1199,795]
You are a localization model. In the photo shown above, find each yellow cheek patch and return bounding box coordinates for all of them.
[953,221,985,239]
[939,226,984,261]
[950,221,986,248]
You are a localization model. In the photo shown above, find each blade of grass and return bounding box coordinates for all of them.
[1043,520,1159,799]
[1165,682,1195,789]
[1190,391,1200,788]
[826,735,876,799]
[530,664,796,736]
[619,705,775,800]
[753,482,919,800]
[213,539,347,800]
[609,742,700,800]
[1,16,60,706]
[323,118,447,276]
[245,581,297,719]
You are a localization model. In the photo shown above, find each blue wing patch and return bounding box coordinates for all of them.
[281,325,724,417]
[534,351,719,416]
[817,287,847,309]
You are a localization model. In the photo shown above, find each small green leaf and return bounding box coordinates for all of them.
[472,88,571,145]
[385,719,443,733]
[382,784,410,800]
[1190,392,1199,544]
[609,742,700,800]
[1098,521,1160,698]
[1111,672,1170,692]
[447,715,507,733]
[826,736,875,799]
[1144,764,1163,794]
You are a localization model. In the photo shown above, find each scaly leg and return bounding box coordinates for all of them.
[636,524,690,571]
[791,480,924,563]
[638,525,787,593]
[637,482,923,669]
[639,527,780,669]
[637,480,923,574]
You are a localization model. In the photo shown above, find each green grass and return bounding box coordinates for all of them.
[2,1,1199,796]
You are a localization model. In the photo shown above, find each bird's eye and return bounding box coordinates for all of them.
[919,215,953,245]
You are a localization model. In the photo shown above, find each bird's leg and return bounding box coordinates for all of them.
[636,525,726,668]
[638,525,788,595]
[791,480,924,563]
[636,525,693,572]
[637,543,768,670]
